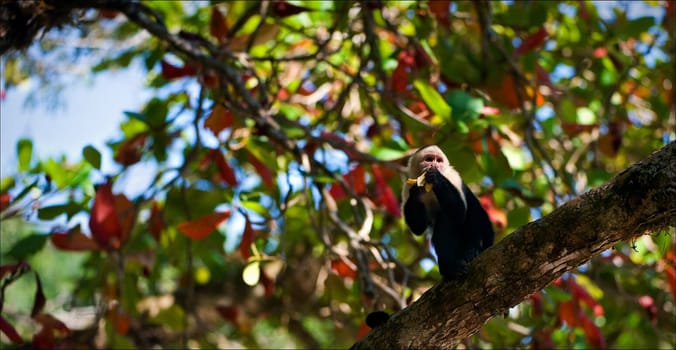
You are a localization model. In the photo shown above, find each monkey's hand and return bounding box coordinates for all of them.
[424,168,445,187]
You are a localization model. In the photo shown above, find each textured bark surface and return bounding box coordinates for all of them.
[352,141,676,349]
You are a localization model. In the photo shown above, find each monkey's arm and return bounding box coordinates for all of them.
[462,185,495,249]
[425,169,467,217]
[403,185,430,235]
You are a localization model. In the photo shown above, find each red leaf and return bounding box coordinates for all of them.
[160,60,196,80]
[0,314,23,344]
[428,0,451,26]
[579,313,606,348]
[271,0,309,17]
[413,43,433,69]
[593,47,608,58]
[0,261,29,279]
[0,192,10,212]
[330,257,358,280]
[390,58,410,92]
[112,308,131,335]
[484,74,521,109]
[212,149,238,186]
[33,313,70,335]
[372,166,401,217]
[50,228,101,251]
[569,277,604,316]
[32,313,70,350]
[379,186,401,218]
[598,121,623,158]
[31,273,46,317]
[239,220,255,259]
[216,305,240,327]
[529,292,543,317]
[98,9,119,19]
[89,180,121,248]
[177,211,231,240]
[204,104,234,137]
[665,264,676,300]
[561,122,597,137]
[260,268,275,297]
[247,152,275,189]
[209,7,228,43]
[638,295,657,323]
[329,165,367,200]
[515,27,548,56]
[148,201,165,241]
[114,132,148,166]
[480,194,507,230]
[356,321,371,340]
[535,62,552,85]
[558,300,578,327]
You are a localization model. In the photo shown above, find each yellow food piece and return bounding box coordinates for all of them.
[406,173,433,192]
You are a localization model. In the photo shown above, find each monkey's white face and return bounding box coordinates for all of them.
[417,147,448,173]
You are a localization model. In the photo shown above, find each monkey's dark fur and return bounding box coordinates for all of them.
[402,145,495,278]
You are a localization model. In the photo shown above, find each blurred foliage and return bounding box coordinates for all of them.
[1,0,674,349]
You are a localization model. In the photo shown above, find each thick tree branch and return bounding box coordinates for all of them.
[352,141,676,349]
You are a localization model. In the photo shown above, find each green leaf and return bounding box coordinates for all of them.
[414,79,451,121]
[240,200,268,217]
[544,285,571,302]
[500,145,531,171]
[143,98,169,129]
[149,304,185,330]
[17,138,33,171]
[446,90,484,123]
[372,146,407,162]
[82,145,102,170]
[8,234,48,259]
[619,16,655,39]
[287,0,334,11]
[38,202,82,220]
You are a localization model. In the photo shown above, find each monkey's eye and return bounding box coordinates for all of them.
[424,155,444,163]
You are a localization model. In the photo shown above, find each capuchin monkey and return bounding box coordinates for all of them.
[402,145,495,278]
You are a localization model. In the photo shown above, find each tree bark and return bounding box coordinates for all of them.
[352,141,676,349]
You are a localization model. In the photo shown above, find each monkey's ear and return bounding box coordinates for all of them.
[365,311,390,329]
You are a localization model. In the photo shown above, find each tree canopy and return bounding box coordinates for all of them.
[1,1,674,349]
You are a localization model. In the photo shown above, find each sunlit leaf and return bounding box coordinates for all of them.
[414,79,451,121]
[0,176,15,194]
[242,261,261,286]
